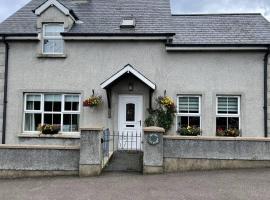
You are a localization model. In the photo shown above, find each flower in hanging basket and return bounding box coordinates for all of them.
[83,95,103,107]
[38,124,60,135]
[158,96,176,112]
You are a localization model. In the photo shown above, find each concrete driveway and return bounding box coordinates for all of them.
[0,169,269,200]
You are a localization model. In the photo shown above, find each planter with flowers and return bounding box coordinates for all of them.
[83,95,103,108]
[177,126,201,136]
[216,128,240,137]
[38,124,60,135]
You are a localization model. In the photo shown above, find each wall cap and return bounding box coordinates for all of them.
[80,127,104,132]
[18,133,80,139]
[143,127,165,133]
[164,135,270,142]
[0,144,80,150]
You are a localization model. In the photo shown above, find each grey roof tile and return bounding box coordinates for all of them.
[0,0,270,44]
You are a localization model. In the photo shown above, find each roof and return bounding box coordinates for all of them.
[0,0,173,35]
[100,64,156,90]
[0,0,270,45]
[170,13,270,45]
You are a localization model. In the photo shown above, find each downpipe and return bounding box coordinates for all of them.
[1,35,9,144]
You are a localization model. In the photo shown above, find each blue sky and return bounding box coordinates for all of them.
[0,0,270,22]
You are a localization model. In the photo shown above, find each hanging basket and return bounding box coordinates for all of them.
[83,95,103,108]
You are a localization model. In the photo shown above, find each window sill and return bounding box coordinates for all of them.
[18,132,80,139]
[37,54,67,58]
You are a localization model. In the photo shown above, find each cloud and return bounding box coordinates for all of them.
[0,0,31,22]
[171,0,270,20]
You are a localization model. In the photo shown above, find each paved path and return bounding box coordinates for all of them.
[0,169,270,200]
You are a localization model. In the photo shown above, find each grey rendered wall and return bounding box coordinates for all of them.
[6,40,265,144]
[163,137,270,171]
[268,55,270,135]
[0,145,79,172]
[0,43,5,143]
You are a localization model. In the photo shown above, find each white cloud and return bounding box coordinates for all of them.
[171,0,270,20]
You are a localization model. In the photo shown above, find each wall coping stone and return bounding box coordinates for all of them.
[164,135,270,142]
[0,144,80,150]
[18,133,80,139]
[143,127,165,133]
[80,127,104,132]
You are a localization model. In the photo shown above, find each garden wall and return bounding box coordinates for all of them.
[163,136,270,172]
[0,145,80,178]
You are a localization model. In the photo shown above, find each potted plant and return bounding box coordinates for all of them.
[216,128,240,137]
[177,126,201,136]
[38,124,60,135]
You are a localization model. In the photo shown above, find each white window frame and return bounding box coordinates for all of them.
[176,95,202,131]
[42,23,64,55]
[216,95,241,130]
[23,93,81,134]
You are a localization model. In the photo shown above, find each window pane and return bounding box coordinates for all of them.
[24,113,41,131]
[178,116,200,128]
[44,114,61,126]
[26,95,41,110]
[228,98,238,114]
[64,95,79,111]
[43,39,64,54]
[228,117,239,129]
[179,97,189,113]
[189,116,200,128]
[126,103,135,121]
[216,117,227,130]
[44,94,61,112]
[63,114,79,132]
[44,24,64,37]
[178,96,199,114]
[218,97,239,114]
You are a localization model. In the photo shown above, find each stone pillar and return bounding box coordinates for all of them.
[79,127,103,177]
[143,127,165,174]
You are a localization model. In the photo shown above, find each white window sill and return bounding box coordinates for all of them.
[18,132,80,139]
[37,53,67,58]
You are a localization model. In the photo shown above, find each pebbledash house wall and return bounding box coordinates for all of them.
[2,40,267,145]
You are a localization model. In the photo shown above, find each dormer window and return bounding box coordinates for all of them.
[43,23,64,54]
[120,18,136,28]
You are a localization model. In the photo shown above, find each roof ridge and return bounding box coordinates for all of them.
[171,13,262,17]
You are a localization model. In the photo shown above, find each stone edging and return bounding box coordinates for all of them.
[164,135,270,142]
[143,127,165,133]
[0,144,80,150]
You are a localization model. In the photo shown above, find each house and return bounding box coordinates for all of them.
[0,0,270,147]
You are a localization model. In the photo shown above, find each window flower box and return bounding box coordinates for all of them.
[216,128,240,137]
[177,126,201,136]
[38,124,60,135]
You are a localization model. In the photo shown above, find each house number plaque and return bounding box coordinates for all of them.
[148,133,160,145]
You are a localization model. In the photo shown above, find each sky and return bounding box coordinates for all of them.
[0,0,270,23]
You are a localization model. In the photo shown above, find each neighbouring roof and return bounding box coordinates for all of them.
[1,0,270,45]
[170,13,270,45]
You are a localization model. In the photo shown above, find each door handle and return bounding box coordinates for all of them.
[139,120,142,126]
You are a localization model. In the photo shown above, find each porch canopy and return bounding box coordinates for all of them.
[100,64,156,116]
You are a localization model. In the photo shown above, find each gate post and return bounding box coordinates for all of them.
[79,127,103,177]
[143,127,165,174]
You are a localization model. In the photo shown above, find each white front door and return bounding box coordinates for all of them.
[118,95,143,150]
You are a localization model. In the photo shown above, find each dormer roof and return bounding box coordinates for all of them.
[33,0,79,21]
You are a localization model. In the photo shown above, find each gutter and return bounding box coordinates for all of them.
[61,32,175,37]
[264,47,270,138]
[1,35,9,144]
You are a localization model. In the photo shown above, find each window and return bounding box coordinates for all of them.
[216,96,240,131]
[43,24,64,54]
[24,93,80,133]
[120,18,136,28]
[176,96,201,130]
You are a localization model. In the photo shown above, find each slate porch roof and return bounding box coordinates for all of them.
[0,0,270,45]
